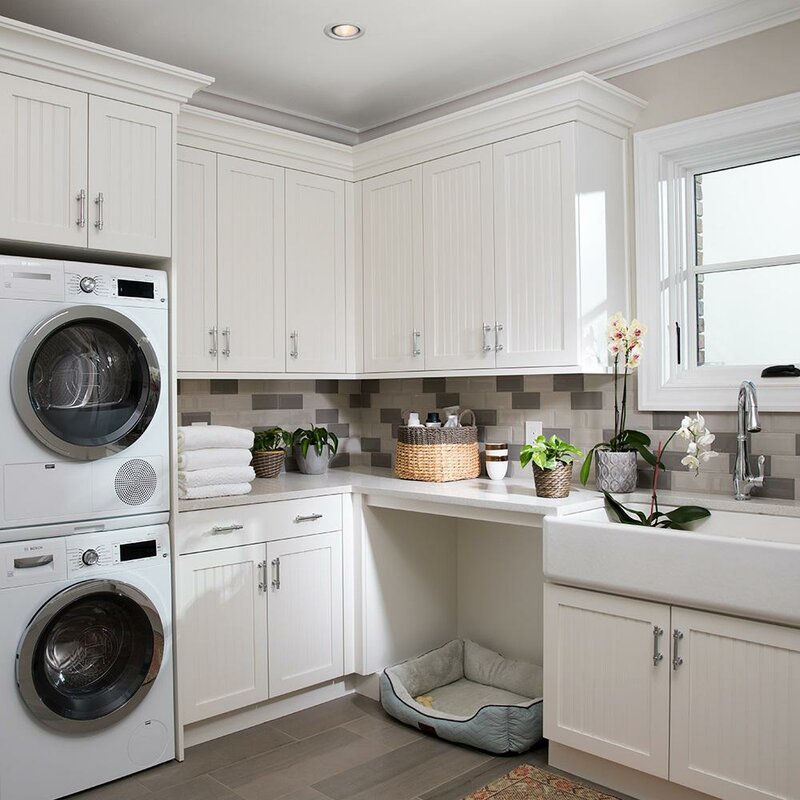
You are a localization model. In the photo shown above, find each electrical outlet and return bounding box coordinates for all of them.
[525,421,543,444]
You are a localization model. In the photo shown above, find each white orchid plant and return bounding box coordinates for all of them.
[580,313,660,485]
[605,412,718,529]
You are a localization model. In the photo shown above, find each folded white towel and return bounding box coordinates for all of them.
[178,425,254,451]
[177,448,253,471]
[179,482,253,500]
[178,466,256,489]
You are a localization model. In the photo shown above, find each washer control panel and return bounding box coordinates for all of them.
[66,525,169,577]
[64,262,167,308]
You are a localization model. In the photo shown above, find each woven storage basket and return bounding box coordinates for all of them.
[532,462,573,498]
[395,410,480,482]
[252,450,284,479]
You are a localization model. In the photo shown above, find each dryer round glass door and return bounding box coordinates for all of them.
[16,580,165,732]
[11,306,161,460]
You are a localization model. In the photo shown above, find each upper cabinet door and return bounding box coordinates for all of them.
[0,75,88,248]
[362,166,424,373]
[543,584,671,779]
[285,170,346,373]
[670,608,800,800]
[493,126,578,369]
[422,147,495,370]
[217,155,286,373]
[176,146,218,373]
[88,96,171,257]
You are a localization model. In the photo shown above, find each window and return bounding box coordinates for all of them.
[635,93,800,411]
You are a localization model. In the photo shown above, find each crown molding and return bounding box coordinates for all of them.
[177,106,355,181]
[0,15,212,111]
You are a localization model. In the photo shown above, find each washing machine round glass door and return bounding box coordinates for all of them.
[16,579,165,731]
[11,305,161,461]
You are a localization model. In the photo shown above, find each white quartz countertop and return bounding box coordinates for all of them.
[178,466,604,517]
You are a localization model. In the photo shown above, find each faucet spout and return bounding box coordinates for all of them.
[733,380,765,500]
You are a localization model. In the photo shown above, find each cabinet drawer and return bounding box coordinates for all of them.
[178,494,343,555]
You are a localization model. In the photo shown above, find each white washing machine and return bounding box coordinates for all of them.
[0,256,170,537]
[0,523,174,800]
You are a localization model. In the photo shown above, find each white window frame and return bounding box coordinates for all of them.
[635,91,800,412]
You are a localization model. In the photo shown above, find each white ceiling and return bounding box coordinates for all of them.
[0,0,797,140]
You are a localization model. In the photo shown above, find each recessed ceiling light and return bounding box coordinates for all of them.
[324,23,364,41]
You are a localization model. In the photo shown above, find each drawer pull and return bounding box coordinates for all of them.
[211,523,244,534]
[295,513,322,523]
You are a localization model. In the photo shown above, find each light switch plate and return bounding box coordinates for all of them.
[525,421,543,444]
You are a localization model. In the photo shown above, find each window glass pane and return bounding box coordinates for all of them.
[695,154,800,265]
[697,264,800,366]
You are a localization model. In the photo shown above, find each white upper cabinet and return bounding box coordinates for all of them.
[670,608,800,800]
[218,155,286,373]
[493,127,578,368]
[88,96,172,257]
[362,166,424,373]
[0,75,88,248]
[267,531,344,697]
[422,147,496,370]
[285,170,347,373]
[176,146,217,373]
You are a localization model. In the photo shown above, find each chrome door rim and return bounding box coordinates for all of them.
[10,306,161,461]
[16,579,165,732]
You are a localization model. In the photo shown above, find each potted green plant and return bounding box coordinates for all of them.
[292,425,339,475]
[251,427,292,479]
[520,434,583,498]
[580,312,659,493]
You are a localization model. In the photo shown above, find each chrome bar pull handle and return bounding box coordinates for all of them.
[412,330,421,357]
[209,326,218,356]
[652,625,664,665]
[482,323,493,352]
[94,192,104,230]
[271,557,281,590]
[295,513,322,523]
[211,523,243,534]
[494,322,504,352]
[257,560,267,592]
[222,327,231,357]
[672,629,684,670]
[290,330,299,359]
[76,189,86,227]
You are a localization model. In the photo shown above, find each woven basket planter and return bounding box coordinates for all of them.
[532,462,573,498]
[394,410,480,483]
[252,449,284,479]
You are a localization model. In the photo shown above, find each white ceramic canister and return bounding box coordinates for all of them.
[485,442,509,480]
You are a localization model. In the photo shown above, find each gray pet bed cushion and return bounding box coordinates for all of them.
[380,639,543,754]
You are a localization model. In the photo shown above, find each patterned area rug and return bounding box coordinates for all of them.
[464,764,619,799]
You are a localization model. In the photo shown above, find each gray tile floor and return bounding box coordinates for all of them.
[71,695,628,800]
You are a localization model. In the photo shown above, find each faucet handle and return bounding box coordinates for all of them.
[754,454,766,487]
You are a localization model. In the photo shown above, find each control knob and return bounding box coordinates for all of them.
[81,548,99,566]
[79,276,96,293]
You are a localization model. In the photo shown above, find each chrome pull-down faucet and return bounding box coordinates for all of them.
[733,380,766,500]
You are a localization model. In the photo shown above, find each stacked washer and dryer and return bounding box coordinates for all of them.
[0,255,175,800]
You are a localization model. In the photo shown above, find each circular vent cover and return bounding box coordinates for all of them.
[114,459,157,505]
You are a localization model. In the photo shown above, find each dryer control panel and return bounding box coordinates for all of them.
[67,525,169,576]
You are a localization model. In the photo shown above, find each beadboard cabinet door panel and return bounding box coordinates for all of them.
[267,531,344,697]
[88,96,172,257]
[177,545,268,724]
[543,584,671,779]
[362,166,424,372]
[0,74,88,248]
[422,147,495,371]
[286,170,347,373]
[176,146,218,372]
[217,154,286,373]
[670,608,800,800]
[493,126,578,368]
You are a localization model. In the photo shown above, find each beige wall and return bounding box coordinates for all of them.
[610,20,800,131]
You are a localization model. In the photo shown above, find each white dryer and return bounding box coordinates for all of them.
[0,523,174,800]
[0,256,169,536]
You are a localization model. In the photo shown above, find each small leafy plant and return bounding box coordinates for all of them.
[520,435,583,471]
[292,425,339,458]
[252,427,292,453]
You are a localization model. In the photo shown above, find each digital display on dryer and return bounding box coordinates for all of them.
[118,279,155,299]
[119,540,157,561]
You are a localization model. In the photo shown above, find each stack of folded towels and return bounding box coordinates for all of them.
[177,425,256,500]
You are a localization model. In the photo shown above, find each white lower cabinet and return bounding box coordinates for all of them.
[545,584,800,800]
[267,532,344,697]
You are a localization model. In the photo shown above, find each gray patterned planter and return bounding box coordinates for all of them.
[595,450,638,494]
